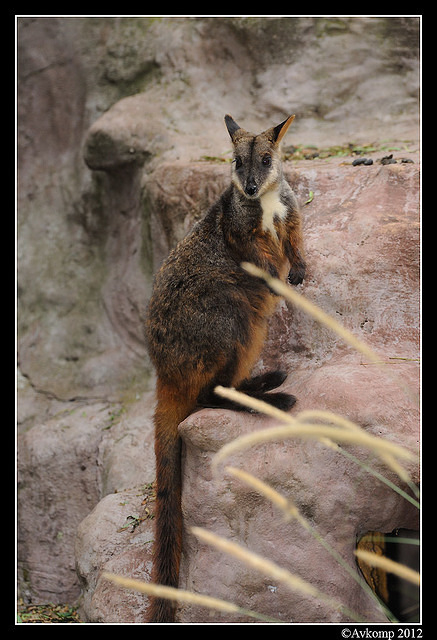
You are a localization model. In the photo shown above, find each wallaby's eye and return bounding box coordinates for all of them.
[234,156,242,170]
[262,154,272,167]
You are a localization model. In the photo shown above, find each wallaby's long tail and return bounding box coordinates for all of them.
[147,382,194,623]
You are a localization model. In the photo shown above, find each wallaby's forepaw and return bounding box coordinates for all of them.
[288,265,306,285]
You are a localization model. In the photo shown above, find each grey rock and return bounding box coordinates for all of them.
[17,393,155,604]
[75,488,154,623]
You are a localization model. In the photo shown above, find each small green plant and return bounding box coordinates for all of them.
[17,602,81,623]
[282,141,414,162]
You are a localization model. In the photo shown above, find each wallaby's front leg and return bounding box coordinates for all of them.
[285,234,306,284]
[287,246,306,285]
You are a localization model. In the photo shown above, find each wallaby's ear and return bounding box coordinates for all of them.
[267,115,295,146]
[225,114,243,142]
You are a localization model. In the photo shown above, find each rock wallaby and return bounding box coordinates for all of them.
[145,114,306,622]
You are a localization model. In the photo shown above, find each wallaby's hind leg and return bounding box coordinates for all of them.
[237,370,296,410]
[237,370,296,411]
[238,370,287,394]
[198,387,296,413]
[197,369,296,413]
[255,391,296,411]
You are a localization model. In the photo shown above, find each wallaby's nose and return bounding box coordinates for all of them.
[245,177,258,197]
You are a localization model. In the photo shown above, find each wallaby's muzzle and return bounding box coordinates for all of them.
[245,176,258,197]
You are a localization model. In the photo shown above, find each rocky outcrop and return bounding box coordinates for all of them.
[18,16,420,404]
[74,155,419,623]
[17,16,420,622]
[17,392,156,604]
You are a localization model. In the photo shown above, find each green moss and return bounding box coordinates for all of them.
[17,601,82,623]
[282,141,414,162]
[314,17,349,37]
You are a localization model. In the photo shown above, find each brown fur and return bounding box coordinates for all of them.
[144,115,305,622]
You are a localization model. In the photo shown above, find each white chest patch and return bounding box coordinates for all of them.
[260,190,288,238]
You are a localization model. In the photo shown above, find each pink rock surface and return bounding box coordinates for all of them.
[75,488,154,623]
[74,156,419,623]
[175,158,419,623]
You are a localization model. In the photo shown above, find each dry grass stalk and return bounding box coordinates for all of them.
[241,262,419,406]
[211,394,415,473]
[192,526,318,598]
[225,466,303,523]
[242,262,381,365]
[192,527,365,621]
[354,551,420,586]
[296,409,415,486]
[102,572,280,622]
[224,465,398,621]
[214,383,417,505]
[216,385,298,424]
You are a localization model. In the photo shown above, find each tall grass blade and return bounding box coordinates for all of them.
[192,527,367,622]
[354,551,420,586]
[224,466,398,622]
[102,572,282,623]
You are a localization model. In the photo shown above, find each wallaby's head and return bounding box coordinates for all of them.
[225,114,295,199]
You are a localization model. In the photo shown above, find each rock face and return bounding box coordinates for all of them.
[18,16,420,403]
[17,16,420,623]
[74,157,420,623]
[17,392,156,604]
[75,487,155,623]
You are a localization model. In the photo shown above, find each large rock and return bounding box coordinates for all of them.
[17,392,156,604]
[74,155,419,623]
[18,16,419,403]
[178,407,418,623]
[75,488,155,623]
[18,402,112,603]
